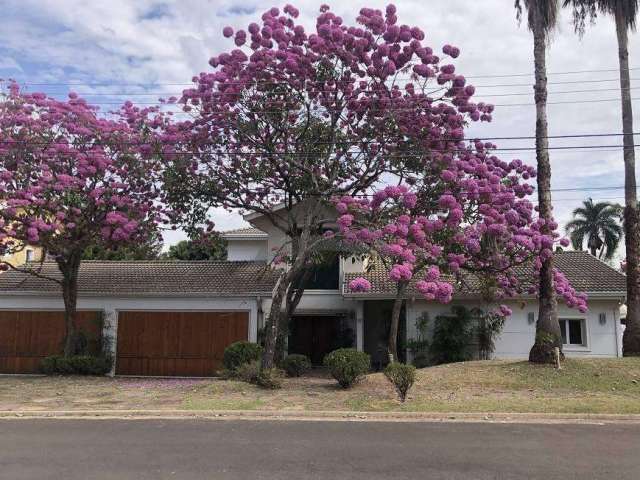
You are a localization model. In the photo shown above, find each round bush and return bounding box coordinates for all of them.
[223,341,263,371]
[256,367,284,389]
[235,360,261,383]
[323,348,370,389]
[282,354,311,377]
[384,362,416,402]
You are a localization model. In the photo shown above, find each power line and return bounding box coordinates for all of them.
[9,95,636,108]
[29,85,640,98]
[0,133,637,147]
[465,67,640,79]
[10,75,639,89]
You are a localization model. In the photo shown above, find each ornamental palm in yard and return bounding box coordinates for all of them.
[563,0,640,355]
[565,199,623,259]
[515,0,564,363]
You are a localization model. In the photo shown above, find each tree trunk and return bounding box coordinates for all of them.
[58,254,82,358]
[388,282,408,363]
[615,11,640,356]
[273,268,313,365]
[261,273,289,370]
[528,10,562,364]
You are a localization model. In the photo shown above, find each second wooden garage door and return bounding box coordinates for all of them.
[116,311,249,377]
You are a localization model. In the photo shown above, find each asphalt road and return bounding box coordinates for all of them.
[0,419,638,479]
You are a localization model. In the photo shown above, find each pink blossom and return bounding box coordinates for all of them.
[389,263,413,281]
[349,277,372,293]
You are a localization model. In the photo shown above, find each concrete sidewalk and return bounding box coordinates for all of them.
[2,409,640,424]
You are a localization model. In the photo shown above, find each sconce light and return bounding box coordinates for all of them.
[527,312,535,325]
[599,313,607,325]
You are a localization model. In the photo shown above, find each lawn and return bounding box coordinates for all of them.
[1,358,639,414]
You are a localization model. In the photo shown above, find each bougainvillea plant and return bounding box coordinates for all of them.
[0,84,167,357]
[336,141,587,360]
[166,3,501,370]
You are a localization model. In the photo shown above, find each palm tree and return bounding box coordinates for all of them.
[566,199,623,259]
[515,0,563,363]
[563,0,640,355]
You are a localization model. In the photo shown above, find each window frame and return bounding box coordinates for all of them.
[25,249,35,262]
[558,316,590,350]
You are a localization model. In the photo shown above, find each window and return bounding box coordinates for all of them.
[300,255,340,290]
[25,249,35,262]
[559,319,586,346]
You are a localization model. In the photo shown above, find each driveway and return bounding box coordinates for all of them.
[0,419,637,479]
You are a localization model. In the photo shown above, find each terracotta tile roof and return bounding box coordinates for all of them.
[0,261,278,297]
[343,251,626,298]
[221,227,267,239]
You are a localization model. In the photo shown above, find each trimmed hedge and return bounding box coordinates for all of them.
[384,362,416,402]
[40,355,113,376]
[223,341,263,371]
[323,348,370,389]
[281,354,311,377]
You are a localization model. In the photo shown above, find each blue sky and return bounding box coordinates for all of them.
[1,0,638,253]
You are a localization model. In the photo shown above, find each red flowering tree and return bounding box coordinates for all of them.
[337,142,587,361]
[0,85,166,357]
[166,3,500,370]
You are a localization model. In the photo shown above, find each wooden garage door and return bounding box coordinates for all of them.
[0,311,102,374]
[116,311,249,377]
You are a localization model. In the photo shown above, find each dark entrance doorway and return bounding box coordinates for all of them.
[363,301,406,370]
[289,315,351,366]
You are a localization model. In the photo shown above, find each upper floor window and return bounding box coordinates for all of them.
[301,255,340,290]
[25,249,35,262]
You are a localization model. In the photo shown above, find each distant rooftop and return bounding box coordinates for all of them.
[221,227,268,240]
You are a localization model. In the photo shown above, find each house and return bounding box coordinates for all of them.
[0,211,627,376]
[1,244,44,267]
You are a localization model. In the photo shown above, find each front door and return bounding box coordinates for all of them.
[289,316,342,366]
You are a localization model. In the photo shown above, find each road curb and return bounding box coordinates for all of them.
[2,410,640,424]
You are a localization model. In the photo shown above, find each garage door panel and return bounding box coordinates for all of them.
[116,311,249,377]
[0,311,102,374]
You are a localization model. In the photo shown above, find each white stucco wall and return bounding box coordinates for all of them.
[226,240,268,261]
[405,297,623,360]
[260,292,362,326]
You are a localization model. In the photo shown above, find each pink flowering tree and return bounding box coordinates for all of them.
[166,3,500,370]
[339,142,587,362]
[0,85,166,357]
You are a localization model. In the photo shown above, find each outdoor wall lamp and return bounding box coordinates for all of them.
[527,312,535,325]
[599,313,607,325]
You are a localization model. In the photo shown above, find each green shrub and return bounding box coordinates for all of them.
[39,355,112,376]
[223,341,263,371]
[256,367,284,389]
[323,348,370,389]
[430,306,474,365]
[40,355,63,375]
[235,360,261,383]
[234,360,283,389]
[281,354,311,377]
[384,362,416,402]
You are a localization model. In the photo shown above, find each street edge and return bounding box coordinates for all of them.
[2,410,640,424]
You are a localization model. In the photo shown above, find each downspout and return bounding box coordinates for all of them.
[614,299,624,357]
[256,296,264,343]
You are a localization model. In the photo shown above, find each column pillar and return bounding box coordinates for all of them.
[102,309,118,377]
